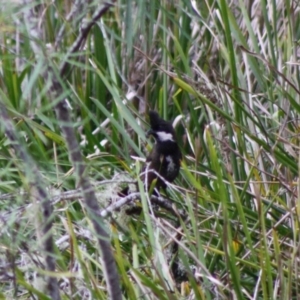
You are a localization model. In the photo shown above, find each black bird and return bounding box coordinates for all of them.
[119,111,181,198]
[142,111,182,192]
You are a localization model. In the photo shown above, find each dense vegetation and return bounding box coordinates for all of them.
[0,0,299,299]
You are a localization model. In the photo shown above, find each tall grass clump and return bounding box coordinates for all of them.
[0,0,299,299]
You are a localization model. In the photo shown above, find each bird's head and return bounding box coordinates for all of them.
[146,111,176,143]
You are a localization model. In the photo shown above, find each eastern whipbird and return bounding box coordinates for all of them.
[142,111,182,193]
[119,111,182,197]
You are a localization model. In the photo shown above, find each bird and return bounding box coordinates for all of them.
[118,111,181,199]
[141,110,182,193]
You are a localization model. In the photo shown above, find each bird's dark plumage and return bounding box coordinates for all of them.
[119,111,181,198]
[142,111,182,192]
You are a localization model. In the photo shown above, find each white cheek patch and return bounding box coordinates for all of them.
[156,131,174,142]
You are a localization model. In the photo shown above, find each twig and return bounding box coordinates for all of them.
[0,102,60,300]
[21,0,121,299]
[59,3,114,76]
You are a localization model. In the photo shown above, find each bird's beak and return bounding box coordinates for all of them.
[146,129,154,138]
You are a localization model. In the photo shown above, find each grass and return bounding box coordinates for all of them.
[0,0,299,299]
